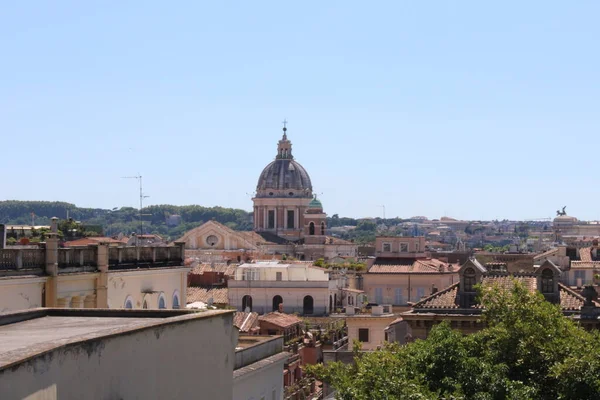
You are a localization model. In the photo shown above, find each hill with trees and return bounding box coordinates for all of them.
[0,200,401,243]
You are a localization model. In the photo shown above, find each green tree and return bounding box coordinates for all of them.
[309,280,600,399]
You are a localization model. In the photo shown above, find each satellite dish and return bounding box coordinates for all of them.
[207,297,214,307]
[244,306,250,313]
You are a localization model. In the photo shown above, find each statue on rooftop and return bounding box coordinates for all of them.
[556,206,567,216]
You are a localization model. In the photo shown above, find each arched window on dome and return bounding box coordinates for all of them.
[321,222,325,235]
[309,222,315,235]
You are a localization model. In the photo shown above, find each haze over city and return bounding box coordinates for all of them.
[2,1,599,220]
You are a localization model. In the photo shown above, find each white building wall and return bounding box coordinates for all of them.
[0,277,46,313]
[107,268,188,309]
[233,357,285,400]
[229,287,329,315]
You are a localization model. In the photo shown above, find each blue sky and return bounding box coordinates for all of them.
[1,1,599,221]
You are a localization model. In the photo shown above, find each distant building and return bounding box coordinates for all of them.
[402,258,600,339]
[177,124,358,261]
[0,308,236,400]
[228,261,330,315]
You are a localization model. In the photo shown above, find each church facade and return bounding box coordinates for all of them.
[179,124,357,262]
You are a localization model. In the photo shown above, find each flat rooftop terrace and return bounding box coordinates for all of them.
[0,308,233,370]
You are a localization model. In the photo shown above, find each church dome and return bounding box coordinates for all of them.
[308,196,323,209]
[256,126,313,196]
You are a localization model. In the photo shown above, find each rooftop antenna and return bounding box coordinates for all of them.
[121,174,151,237]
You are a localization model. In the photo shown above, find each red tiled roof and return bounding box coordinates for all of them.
[413,276,586,311]
[558,283,588,311]
[534,248,559,260]
[233,312,260,333]
[186,287,229,304]
[191,263,237,276]
[580,247,593,263]
[258,312,302,328]
[369,259,458,274]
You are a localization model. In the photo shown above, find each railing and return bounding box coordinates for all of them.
[58,248,97,269]
[1,244,184,271]
[0,249,45,270]
[108,245,184,270]
[0,249,18,270]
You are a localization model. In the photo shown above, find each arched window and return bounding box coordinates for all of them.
[464,268,476,292]
[172,290,180,309]
[542,269,554,293]
[272,295,283,312]
[321,222,325,236]
[309,222,315,236]
[124,296,133,309]
[242,295,253,312]
[158,292,166,309]
[303,295,314,315]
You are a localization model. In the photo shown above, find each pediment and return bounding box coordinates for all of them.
[176,220,258,250]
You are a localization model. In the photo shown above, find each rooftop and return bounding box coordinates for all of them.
[0,308,233,370]
[259,312,302,328]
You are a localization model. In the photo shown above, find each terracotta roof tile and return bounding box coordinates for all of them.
[258,312,302,328]
[414,283,460,309]
[580,247,593,262]
[534,248,559,260]
[191,263,237,276]
[186,287,229,304]
[413,276,585,312]
[369,259,458,274]
[559,283,586,311]
[233,312,260,333]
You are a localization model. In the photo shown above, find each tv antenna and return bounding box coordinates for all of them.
[121,174,151,236]
[379,205,386,219]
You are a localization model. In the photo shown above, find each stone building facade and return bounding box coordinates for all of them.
[0,218,189,313]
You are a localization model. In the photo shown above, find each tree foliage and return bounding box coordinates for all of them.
[309,281,600,399]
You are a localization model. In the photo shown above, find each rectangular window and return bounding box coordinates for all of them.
[268,210,275,229]
[574,270,587,286]
[287,210,295,229]
[272,389,276,400]
[382,243,391,252]
[399,243,408,252]
[358,328,369,342]
[375,287,383,304]
[416,287,425,300]
[394,288,403,305]
[244,269,258,281]
[276,271,282,281]
[415,243,419,252]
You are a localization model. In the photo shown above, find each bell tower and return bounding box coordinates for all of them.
[304,196,327,245]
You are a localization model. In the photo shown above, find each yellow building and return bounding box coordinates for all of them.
[0,218,189,313]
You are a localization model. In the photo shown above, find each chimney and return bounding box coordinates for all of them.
[278,303,284,313]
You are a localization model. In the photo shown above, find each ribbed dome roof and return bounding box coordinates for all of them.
[256,159,312,192]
